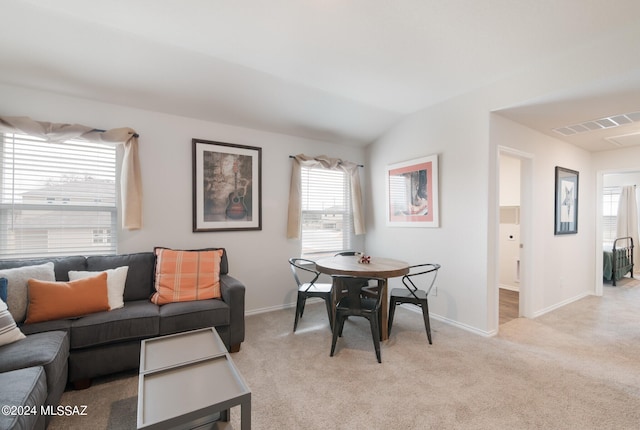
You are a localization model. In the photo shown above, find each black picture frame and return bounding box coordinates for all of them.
[192,139,262,232]
[554,166,579,235]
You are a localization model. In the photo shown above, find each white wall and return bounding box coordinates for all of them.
[594,147,640,174]
[0,83,366,314]
[2,23,638,334]
[365,94,492,334]
[499,155,521,206]
[603,172,640,188]
[365,23,640,335]
[365,101,596,336]
[491,115,595,315]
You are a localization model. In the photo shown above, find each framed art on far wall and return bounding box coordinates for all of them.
[554,166,578,235]
[386,154,439,227]
[192,139,262,232]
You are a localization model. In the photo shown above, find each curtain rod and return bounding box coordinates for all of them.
[92,129,140,138]
[288,155,363,167]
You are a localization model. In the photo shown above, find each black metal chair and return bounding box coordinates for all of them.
[334,251,362,257]
[289,258,334,331]
[388,263,441,344]
[330,276,384,363]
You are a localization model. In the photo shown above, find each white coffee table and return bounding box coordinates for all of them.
[137,327,251,429]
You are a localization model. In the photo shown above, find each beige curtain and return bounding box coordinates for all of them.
[616,185,639,272]
[0,116,143,230]
[287,154,365,239]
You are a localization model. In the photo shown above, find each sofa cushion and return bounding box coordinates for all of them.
[25,273,110,324]
[19,318,72,337]
[0,262,55,323]
[68,339,142,383]
[159,299,230,335]
[0,331,69,397]
[69,266,129,310]
[70,300,159,349]
[0,299,25,346]
[152,248,223,304]
[0,366,47,430]
[86,253,155,302]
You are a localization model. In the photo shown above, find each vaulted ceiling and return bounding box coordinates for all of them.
[1,0,640,150]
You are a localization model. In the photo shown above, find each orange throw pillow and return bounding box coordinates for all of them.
[25,273,109,324]
[151,248,223,305]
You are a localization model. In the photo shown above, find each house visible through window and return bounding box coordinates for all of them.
[603,186,620,245]
[300,166,353,257]
[0,132,117,258]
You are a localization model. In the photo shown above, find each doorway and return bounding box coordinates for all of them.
[600,170,640,294]
[497,148,533,325]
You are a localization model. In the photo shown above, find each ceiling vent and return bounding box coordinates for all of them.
[553,111,640,137]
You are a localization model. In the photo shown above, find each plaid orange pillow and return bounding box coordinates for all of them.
[151,248,223,305]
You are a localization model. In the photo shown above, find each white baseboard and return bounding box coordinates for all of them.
[499,284,519,292]
[246,291,590,336]
[398,304,495,337]
[246,301,495,336]
[431,312,496,337]
[532,291,591,318]
[245,302,294,316]
[244,298,324,317]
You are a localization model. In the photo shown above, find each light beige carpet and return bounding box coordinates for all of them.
[49,279,640,429]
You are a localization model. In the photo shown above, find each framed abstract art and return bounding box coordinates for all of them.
[386,154,439,227]
[554,166,578,235]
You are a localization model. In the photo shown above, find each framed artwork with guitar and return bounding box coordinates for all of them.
[192,139,262,232]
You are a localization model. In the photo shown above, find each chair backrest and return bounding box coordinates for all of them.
[402,263,441,299]
[333,252,375,293]
[334,275,383,312]
[288,258,321,289]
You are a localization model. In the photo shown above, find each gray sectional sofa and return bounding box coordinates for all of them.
[0,248,245,430]
[0,331,69,430]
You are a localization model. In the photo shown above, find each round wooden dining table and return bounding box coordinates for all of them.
[315,255,410,340]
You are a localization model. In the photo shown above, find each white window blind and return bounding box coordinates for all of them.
[0,133,117,258]
[603,186,620,245]
[300,166,352,257]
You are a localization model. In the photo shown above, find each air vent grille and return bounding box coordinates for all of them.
[553,111,640,136]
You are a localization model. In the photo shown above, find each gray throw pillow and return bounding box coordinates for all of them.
[0,262,55,323]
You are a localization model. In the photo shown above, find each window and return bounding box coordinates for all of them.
[300,166,353,257]
[0,132,117,258]
[603,186,620,245]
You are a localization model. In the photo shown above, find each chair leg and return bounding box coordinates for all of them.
[369,314,381,363]
[293,294,304,332]
[421,298,432,344]
[388,298,397,336]
[299,295,306,318]
[337,312,346,337]
[324,296,334,329]
[331,313,344,357]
